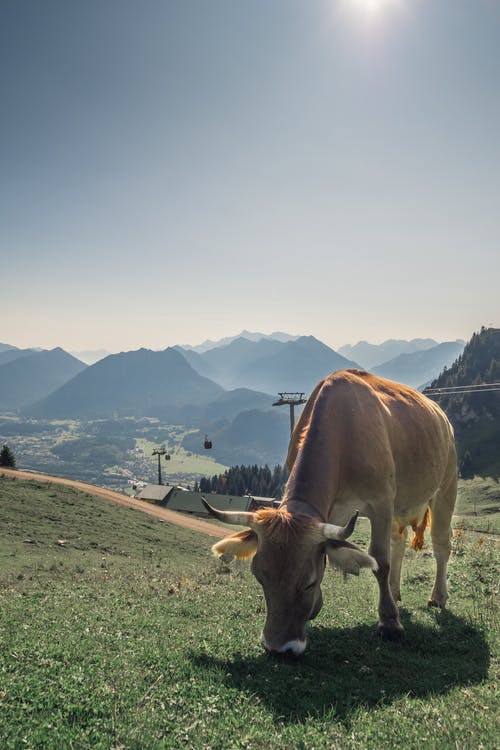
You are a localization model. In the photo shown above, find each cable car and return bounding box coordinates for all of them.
[204,434,212,450]
[165,453,171,461]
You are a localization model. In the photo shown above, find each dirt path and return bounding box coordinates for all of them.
[0,468,228,539]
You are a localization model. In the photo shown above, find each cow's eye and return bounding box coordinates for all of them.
[304,580,317,591]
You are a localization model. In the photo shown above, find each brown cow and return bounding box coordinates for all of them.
[204,369,457,655]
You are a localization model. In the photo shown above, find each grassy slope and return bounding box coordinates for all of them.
[455,477,500,534]
[0,476,498,750]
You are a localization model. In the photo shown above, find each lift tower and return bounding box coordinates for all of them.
[273,392,307,438]
[152,447,167,485]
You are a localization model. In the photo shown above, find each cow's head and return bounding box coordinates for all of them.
[202,499,377,656]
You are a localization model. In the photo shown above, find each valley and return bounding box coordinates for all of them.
[0,416,228,491]
[0,328,497,481]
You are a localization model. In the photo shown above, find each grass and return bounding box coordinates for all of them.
[455,477,500,534]
[0,475,498,749]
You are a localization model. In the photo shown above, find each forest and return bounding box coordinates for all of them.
[197,463,288,498]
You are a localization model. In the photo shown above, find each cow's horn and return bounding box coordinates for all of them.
[202,497,256,527]
[320,510,359,540]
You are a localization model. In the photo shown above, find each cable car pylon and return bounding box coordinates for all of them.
[273,392,307,437]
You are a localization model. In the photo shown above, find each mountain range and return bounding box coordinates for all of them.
[1,332,469,467]
[176,335,358,393]
[338,338,447,369]
[372,340,466,388]
[25,348,223,419]
[180,330,299,354]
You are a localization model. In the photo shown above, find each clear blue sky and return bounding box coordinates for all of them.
[1,0,499,353]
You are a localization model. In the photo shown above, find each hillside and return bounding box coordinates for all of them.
[0,476,497,749]
[24,347,223,419]
[0,348,87,411]
[428,327,500,477]
[372,340,465,388]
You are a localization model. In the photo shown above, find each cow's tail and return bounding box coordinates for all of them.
[410,508,431,551]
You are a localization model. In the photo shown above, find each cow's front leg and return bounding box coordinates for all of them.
[369,514,404,641]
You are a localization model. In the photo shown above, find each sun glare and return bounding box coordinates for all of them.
[346,0,399,17]
[354,0,384,12]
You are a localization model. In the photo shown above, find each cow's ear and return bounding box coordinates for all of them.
[211,529,258,562]
[326,540,378,576]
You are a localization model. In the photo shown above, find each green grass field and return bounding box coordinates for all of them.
[0,475,498,749]
[135,437,228,479]
[455,477,500,534]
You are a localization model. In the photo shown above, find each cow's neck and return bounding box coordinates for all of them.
[283,497,326,522]
[282,417,338,522]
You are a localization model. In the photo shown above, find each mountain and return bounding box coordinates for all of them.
[0,343,19,353]
[180,330,299,354]
[427,327,500,477]
[338,339,438,369]
[372,341,466,388]
[241,336,360,394]
[0,348,87,411]
[201,337,285,389]
[0,347,40,367]
[70,349,110,365]
[172,346,220,382]
[178,335,359,393]
[25,347,223,419]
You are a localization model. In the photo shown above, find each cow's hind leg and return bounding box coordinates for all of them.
[389,521,408,603]
[369,509,404,641]
[428,465,457,608]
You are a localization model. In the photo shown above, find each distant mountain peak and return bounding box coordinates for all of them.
[0,347,87,411]
[180,330,300,354]
[338,338,440,369]
[25,346,223,419]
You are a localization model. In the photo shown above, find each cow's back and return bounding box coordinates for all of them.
[285,370,456,522]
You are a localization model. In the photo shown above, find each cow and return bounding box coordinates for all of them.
[203,369,457,656]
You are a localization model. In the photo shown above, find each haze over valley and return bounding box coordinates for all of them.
[0,328,480,489]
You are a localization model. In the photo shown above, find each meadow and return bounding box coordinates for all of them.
[0,474,498,749]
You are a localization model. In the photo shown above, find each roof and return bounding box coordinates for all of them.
[167,490,252,515]
[135,484,175,503]
[135,487,279,514]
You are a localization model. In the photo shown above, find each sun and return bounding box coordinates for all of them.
[348,0,396,16]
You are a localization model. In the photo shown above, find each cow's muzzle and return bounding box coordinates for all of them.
[261,633,306,657]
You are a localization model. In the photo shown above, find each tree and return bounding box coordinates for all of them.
[0,444,16,468]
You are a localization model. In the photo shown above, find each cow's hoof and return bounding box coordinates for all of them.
[427,598,446,609]
[378,621,404,642]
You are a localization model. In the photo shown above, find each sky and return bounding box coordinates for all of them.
[1,0,499,354]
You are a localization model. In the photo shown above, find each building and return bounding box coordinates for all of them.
[135,485,278,516]
[134,484,175,505]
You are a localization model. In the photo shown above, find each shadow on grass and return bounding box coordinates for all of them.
[190,609,490,724]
